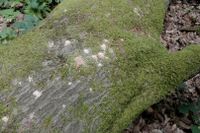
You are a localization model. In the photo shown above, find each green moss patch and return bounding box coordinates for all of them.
[1,0,200,132]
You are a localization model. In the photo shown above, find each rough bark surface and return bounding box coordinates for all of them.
[0,0,200,133]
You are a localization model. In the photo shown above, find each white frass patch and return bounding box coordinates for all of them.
[33,90,42,99]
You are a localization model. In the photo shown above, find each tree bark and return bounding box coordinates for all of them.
[1,0,200,133]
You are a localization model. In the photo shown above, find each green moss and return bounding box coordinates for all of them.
[49,0,199,132]
[35,80,47,89]
[1,0,200,132]
[0,102,8,119]
[43,115,53,128]
[0,28,49,90]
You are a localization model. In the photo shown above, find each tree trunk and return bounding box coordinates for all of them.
[0,0,200,133]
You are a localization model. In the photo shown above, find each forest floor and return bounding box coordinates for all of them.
[125,0,200,133]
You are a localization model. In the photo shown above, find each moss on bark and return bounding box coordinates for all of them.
[1,0,200,132]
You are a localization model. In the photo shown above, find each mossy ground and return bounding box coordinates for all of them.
[1,0,200,132]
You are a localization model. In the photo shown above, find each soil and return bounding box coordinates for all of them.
[125,0,200,133]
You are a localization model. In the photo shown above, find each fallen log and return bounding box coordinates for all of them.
[0,0,200,133]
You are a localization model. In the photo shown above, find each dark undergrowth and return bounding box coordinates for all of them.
[0,0,62,43]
